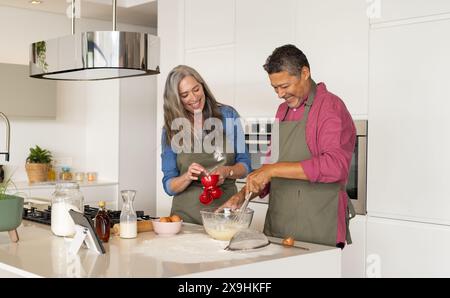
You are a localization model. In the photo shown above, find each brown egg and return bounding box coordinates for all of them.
[170,214,182,222]
[159,216,172,222]
[282,236,295,247]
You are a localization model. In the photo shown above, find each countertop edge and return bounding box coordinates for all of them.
[0,262,43,278]
[9,181,118,190]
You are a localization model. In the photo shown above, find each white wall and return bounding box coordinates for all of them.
[3,81,88,182]
[156,0,185,216]
[0,5,157,212]
[119,76,157,214]
[84,80,120,182]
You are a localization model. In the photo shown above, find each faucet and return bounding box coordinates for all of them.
[0,112,10,162]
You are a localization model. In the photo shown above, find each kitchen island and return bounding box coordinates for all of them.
[0,220,341,278]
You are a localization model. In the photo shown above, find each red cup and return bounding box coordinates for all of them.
[200,174,219,188]
[199,190,213,205]
[209,187,223,200]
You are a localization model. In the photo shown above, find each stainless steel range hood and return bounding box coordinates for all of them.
[29,0,159,81]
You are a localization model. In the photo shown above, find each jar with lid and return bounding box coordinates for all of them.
[47,164,56,181]
[87,172,97,182]
[60,167,73,181]
[74,172,85,183]
[51,182,84,237]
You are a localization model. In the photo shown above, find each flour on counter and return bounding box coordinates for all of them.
[133,233,284,263]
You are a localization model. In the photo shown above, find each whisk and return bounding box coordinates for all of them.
[206,148,226,175]
[234,191,252,224]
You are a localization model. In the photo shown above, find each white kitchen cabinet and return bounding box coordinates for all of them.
[0,63,56,118]
[369,0,450,24]
[185,46,235,107]
[248,202,268,232]
[185,0,235,50]
[341,215,367,278]
[366,216,450,277]
[368,18,450,225]
[235,0,297,118]
[295,0,369,116]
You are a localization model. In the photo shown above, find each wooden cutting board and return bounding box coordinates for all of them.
[112,220,153,235]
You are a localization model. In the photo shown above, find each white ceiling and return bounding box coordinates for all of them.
[0,0,157,27]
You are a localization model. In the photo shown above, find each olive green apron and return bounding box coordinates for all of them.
[171,136,238,225]
[264,81,355,246]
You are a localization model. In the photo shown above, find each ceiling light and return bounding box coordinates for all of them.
[29,0,159,81]
[29,0,42,4]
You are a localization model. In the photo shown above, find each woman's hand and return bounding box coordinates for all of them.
[184,163,206,181]
[246,164,274,195]
[210,166,231,185]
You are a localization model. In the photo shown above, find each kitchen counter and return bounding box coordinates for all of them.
[0,221,341,278]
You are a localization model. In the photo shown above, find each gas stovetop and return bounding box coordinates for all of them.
[23,205,154,227]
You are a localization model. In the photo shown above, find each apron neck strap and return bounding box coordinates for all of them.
[305,79,317,107]
[302,80,317,123]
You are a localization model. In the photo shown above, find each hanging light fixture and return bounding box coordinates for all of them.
[29,0,159,81]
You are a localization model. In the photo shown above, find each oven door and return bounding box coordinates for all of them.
[346,120,367,215]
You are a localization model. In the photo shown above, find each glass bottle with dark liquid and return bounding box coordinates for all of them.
[95,201,111,242]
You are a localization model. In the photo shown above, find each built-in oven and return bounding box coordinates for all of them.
[346,120,367,215]
[236,119,368,214]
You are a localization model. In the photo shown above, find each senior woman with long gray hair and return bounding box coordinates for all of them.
[161,65,251,224]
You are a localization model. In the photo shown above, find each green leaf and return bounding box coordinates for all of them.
[26,145,52,164]
[0,168,18,198]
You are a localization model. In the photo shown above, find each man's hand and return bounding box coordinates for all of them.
[246,164,274,195]
[210,166,230,185]
[216,192,245,212]
[184,163,206,181]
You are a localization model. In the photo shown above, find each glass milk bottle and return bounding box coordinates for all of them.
[120,190,137,239]
[51,182,84,237]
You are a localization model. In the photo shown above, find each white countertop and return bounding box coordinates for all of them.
[0,221,341,278]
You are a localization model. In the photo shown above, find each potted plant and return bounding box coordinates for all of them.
[35,41,48,72]
[25,145,52,183]
[0,169,24,243]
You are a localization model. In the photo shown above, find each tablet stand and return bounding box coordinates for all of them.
[69,225,104,255]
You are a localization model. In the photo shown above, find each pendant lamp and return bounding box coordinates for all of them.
[29,0,159,81]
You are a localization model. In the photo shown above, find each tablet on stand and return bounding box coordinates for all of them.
[68,209,106,255]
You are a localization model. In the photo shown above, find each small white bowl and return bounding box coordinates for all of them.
[152,219,182,236]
